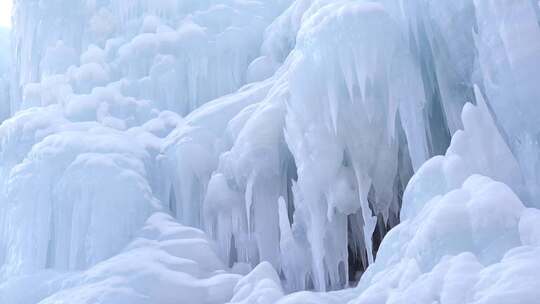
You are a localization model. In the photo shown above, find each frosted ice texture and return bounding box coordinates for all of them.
[0,0,539,303]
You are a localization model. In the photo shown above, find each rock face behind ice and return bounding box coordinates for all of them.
[0,0,539,303]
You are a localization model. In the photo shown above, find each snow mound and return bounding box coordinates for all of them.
[350,97,540,303]
[1,213,242,304]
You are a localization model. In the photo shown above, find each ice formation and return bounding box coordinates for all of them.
[0,0,539,303]
[0,27,9,121]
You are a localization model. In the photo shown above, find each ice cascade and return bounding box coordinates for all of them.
[0,0,539,303]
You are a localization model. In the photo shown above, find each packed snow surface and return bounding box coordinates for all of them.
[1,0,539,303]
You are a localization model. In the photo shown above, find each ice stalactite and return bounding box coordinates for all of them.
[346,86,539,304]
[1,0,540,303]
[164,0,427,292]
[163,0,540,294]
[11,0,288,115]
[1,213,243,304]
[282,2,414,290]
[0,104,177,279]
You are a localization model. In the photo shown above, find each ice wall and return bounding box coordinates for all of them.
[10,0,289,115]
[339,88,540,304]
[0,27,9,121]
[1,0,293,297]
[474,0,540,206]
[163,0,540,293]
[0,0,539,303]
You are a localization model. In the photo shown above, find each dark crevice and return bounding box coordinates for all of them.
[414,13,452,155]
[45,210,56,269]
[305,273,315,290]
[283,146,298,225]
[169,186,177,216]
[371,214,387,259]
[228,234,238,268]
[347,214,368,284]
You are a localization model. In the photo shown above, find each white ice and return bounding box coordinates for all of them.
[0,0,539,303]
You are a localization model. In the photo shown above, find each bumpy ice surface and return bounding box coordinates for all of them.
[1,0,540,303]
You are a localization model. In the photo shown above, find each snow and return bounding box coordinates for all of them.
[228,262,284,304]
[0,0,539,303]
[0,213,242,304]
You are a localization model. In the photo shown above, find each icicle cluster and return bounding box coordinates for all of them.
[0,0,539,303]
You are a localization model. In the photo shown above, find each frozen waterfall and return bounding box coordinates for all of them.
[0,0,539,303]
